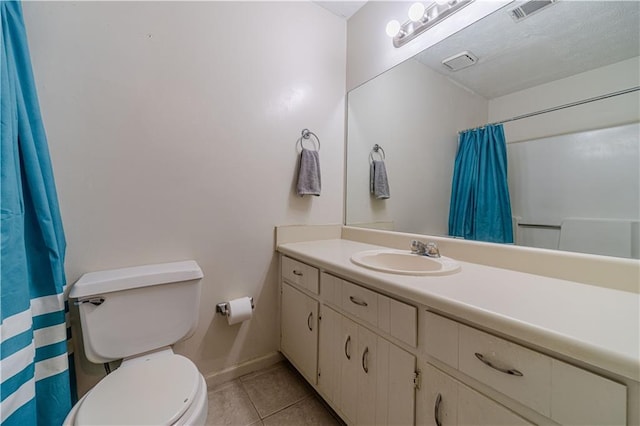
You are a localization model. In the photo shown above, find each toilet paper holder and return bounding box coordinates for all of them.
[216,297,254,317]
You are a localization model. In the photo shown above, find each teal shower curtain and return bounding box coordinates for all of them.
[1,1,72,425]
[448,124,514,243]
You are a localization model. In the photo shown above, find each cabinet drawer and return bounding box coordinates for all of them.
[341,281,378,327]
[282,256,319,294]
[459,324,552,417]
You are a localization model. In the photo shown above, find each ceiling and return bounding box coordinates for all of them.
[414,1,640,99]
[312,0,368,19]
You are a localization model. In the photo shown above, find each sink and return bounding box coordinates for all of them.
[350,249,461,276]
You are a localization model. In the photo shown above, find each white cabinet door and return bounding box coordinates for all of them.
[418,362,458,426]
[387,343,416,426]
[281,282,318,384]
[318,305,342,406]
[418,362,533,426]
[341,315,415,426]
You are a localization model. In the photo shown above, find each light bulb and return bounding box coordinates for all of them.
[385,20,401,37]
[408,3,426,21]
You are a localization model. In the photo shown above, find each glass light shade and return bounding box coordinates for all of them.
[434,0,450,5]
[385,20,401,37]
[408,3,426,21]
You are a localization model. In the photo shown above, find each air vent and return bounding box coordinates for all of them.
[509,0,557,22]
[442,51,478,72]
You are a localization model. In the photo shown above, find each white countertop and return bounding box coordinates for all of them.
[278,238,640,382]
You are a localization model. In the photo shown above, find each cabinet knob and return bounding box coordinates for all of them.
[293,270,303,276]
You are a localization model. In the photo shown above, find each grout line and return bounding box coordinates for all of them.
[237,378,263,421]
[260,394,314,422]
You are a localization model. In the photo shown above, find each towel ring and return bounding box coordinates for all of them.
[297,128,320,152]
[369,144,385,163]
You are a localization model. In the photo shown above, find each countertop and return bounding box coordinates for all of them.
[278,238,640,382]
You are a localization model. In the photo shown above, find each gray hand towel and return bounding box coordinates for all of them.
[370,160,390,199]
[296,148,321,196]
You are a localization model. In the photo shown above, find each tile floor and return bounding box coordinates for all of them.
[206,361,344,426]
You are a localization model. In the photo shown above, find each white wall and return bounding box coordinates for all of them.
[346,0,509,91]
[346,59,487,235]
[23,1,346,395]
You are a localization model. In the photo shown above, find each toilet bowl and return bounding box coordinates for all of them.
[65,261,208,425]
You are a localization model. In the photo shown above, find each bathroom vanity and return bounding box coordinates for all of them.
[277,229,639,426]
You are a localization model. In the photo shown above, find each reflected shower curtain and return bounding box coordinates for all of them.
[1,2,72,425]
[448,124,514,243]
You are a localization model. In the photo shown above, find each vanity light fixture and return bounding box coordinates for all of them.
[386,0,474,48]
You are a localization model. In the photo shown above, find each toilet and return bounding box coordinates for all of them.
[64,260,208,425]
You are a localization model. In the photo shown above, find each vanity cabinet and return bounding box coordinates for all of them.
[279,252,631,426]
[421,310,627,426]
[280,256,417,425]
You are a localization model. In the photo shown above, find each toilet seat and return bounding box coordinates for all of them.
[75,354,201,425]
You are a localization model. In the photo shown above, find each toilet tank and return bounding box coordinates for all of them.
[70,260,204,363]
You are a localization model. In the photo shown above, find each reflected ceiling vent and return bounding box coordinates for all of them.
[442,51,478,72]
[508,0,557,22]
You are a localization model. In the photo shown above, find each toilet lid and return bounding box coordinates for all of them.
[76,354,200,425]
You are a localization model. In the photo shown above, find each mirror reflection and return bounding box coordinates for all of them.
[346,0,640,259]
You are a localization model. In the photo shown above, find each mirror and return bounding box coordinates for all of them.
[346,0,640,259]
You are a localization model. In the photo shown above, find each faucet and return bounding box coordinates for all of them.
[410,240,441,258]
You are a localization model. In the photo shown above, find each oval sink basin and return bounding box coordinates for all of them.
[350,249,461,276]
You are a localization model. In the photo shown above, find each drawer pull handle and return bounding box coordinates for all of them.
[434,393,442,426]
[307,312,313,331]
[345,336,351,360]
[293,270,303,276]
[349,296,368,307]
[362,347,369,373]
[474,352,523,377]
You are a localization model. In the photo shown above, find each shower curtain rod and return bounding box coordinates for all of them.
[459,86,640,133]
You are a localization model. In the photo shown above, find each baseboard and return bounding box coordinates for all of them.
[204,351,283,388]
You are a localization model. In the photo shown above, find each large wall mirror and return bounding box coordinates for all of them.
[346,0,640,259]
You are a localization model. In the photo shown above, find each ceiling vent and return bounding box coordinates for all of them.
[508,0,557,22]
[442,51,478,72]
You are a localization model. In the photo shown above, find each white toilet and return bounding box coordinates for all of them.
[64,260,208,425]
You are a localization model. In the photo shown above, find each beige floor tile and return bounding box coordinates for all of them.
[240,363,311,418]
[206,380,261,426]
[262,396,341,426]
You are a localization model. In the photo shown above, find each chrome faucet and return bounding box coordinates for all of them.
[410,240,441,258]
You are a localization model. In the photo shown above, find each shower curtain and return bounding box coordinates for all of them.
[448,124,514,243]
[1,2,72,425]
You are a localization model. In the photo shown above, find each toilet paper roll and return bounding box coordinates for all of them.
[227,297,253,325]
